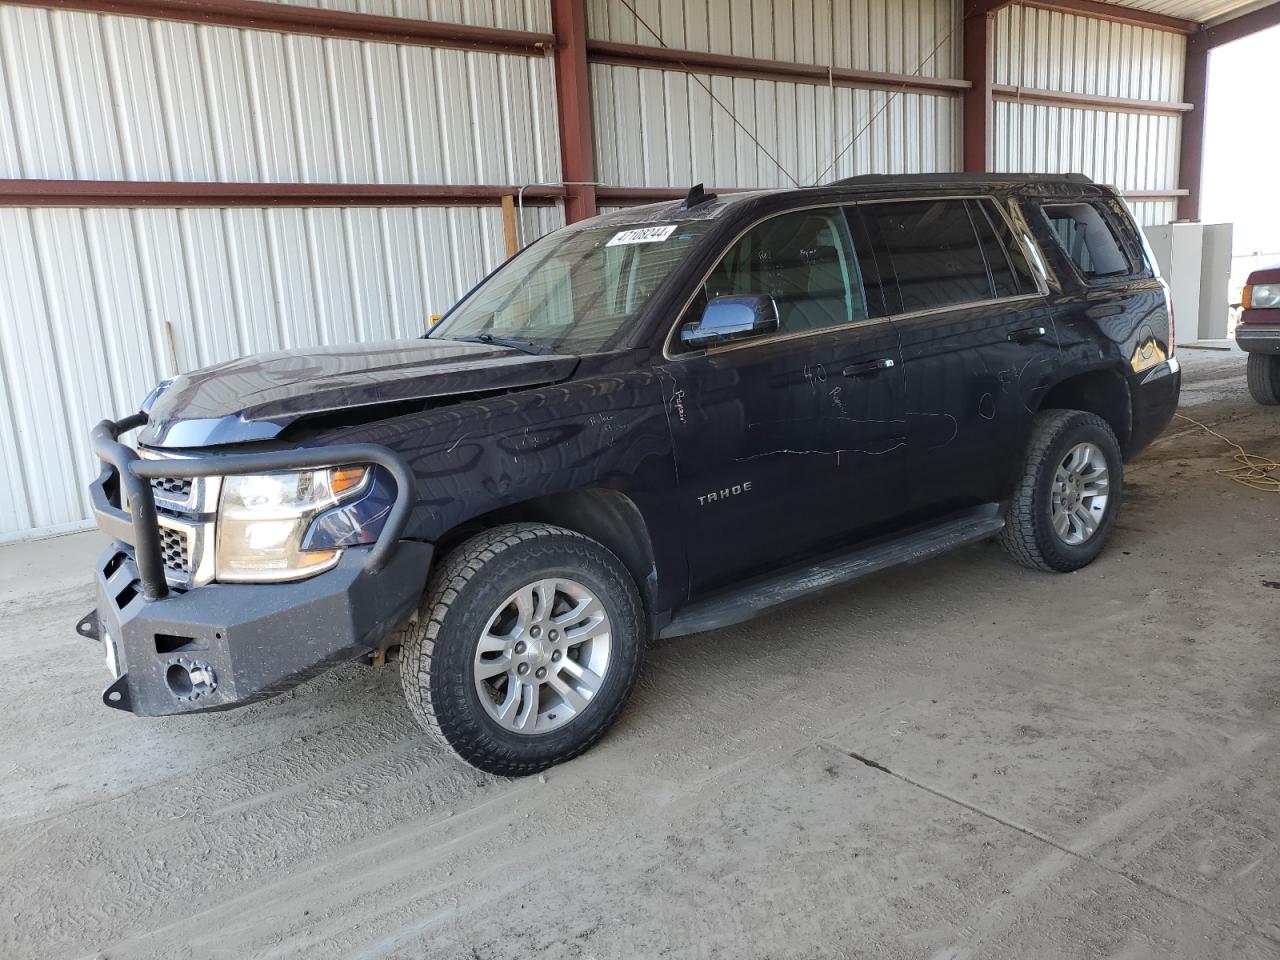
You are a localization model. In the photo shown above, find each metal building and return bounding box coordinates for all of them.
[0,0,1275,541]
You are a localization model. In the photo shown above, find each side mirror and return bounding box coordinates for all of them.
[680,295,780,348]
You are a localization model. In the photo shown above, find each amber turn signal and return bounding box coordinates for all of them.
[330,466,369,497]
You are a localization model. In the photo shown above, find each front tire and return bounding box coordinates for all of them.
[398,523,644,776]
[999,410,1123,573]
[1246,353,1280,405]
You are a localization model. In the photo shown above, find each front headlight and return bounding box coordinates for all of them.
[216,466,369,582]
[1245,284,1280,309]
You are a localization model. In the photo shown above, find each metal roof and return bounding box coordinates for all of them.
[1107,0,1272,24]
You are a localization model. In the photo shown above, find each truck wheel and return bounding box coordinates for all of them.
[1246,353,1280,405]
[398,523,643,776]
[999,410,1123,573]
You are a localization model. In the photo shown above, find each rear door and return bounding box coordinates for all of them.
[857,195,1058,516]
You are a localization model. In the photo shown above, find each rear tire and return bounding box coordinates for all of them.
[1246,353,1280,405]
[397,523,644,777]
[999,410,1123,573]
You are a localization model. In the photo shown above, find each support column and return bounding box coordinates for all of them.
[550,0,597,222]
[962,2,1000,172]
[1178,33,1208,221]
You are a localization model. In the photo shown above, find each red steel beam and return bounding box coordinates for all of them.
[1019,0,1197,33]
[551,0,597,223]
[596,186,751,205]
[1,0,555,56]
[1178,30,1211,221]
[0,180,567,207]
[963,6,997,172]
[586,40,970,96]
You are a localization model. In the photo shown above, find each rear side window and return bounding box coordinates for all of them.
[1042,203,1130,279]
[861,198,1037,312]
[863,199,989,312]
[972,199,1038,298]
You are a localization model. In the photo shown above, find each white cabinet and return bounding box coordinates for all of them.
[1142,222,1234,343]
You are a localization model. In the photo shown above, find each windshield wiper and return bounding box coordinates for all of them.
[449,333,552,355]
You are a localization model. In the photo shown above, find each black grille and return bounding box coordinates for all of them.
[151,476,193,499]
[159,526,191,573]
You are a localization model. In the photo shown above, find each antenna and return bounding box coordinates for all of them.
[680,184,718,211]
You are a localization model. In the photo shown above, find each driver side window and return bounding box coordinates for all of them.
[688,208,869,338]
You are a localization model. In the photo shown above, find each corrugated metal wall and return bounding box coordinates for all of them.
[0,7,560,185]
[0,3,561,541]
[992,4,1185,225]
[590,68,959,188]
[587,0,958,75]
[586,0,963,189]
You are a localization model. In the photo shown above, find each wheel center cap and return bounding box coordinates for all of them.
[526,637,547,661]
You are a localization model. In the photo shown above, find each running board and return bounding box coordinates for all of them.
[660,506,1005,639]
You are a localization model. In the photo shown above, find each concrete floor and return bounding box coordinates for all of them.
[3,348,1279,960]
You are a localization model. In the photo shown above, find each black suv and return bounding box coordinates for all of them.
[82,174,1180,775]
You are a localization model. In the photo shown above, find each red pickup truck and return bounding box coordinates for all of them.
[1236,264,1280,404]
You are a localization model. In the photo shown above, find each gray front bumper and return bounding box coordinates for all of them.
[1236,326,1280,354]
[85,541,431,716]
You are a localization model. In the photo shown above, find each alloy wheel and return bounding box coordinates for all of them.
[1049,441,1110,546]
[472,577,612,735]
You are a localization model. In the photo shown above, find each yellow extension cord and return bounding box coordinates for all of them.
[1174,413,1280,493]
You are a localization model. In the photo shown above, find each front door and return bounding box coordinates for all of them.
[660,206,908,598]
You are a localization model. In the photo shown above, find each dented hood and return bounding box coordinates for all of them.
[140,339,579,448]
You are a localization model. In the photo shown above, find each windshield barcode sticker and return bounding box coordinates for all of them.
[606,225,679,246]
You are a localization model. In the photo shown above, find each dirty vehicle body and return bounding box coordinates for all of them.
[1234,263,1280,404]
[82,174,1180,774]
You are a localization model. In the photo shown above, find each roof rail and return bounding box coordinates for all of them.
[831,172,1095,187]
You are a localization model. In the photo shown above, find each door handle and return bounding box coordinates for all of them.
[843,357,896,377]
[1007,326,1047,343]
[1085,303,1124,319]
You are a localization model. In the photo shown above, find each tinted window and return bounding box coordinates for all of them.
[1043,203,1130,279]
[864,199,990,311]
[694,209,868,335]
[972,199,1037,298]
[843,206,892,316]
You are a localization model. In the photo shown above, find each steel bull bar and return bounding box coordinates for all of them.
[89,414,417,599]
[84,414,430,716]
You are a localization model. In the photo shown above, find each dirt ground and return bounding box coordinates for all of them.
[3,346,1279,960]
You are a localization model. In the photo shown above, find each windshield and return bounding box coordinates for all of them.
[430,220,716,353]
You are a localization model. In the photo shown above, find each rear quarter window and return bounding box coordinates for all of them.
[1041,202,1135,281]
